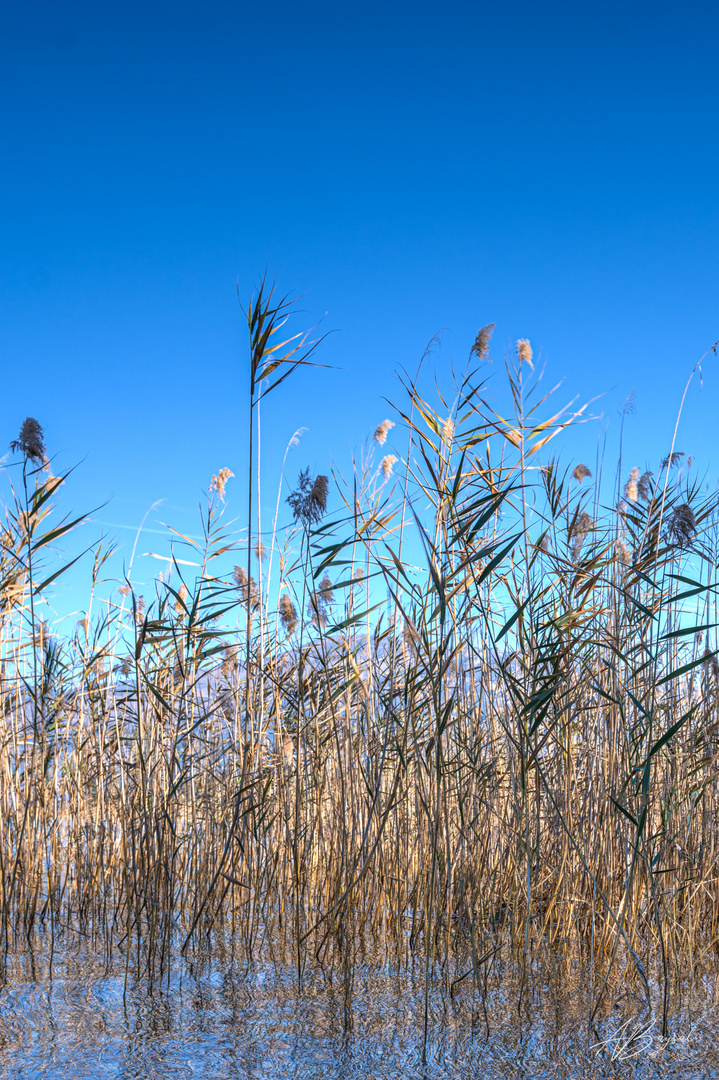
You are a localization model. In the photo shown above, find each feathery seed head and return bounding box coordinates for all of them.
[662,452,685,470]
[10,417,46,465]
[573,511,593,537]
[287,469,329,527]
[666,502,696,548]
[404,619,420,653]
[615,538,631,566]
[516,339,533,368]
[307,575,334,630]
[222,645,238,678]
[310,475,329,517]
[442,416,455,447]
[279,593,298,635]
[209,467,234,500]
[374,419,395,445]
[470,323,495,362]
[380,454,398,479]
[308,591,327,629]
[570,511,593,560]
[572,464,592,483]
[175,583,188,614]
[234,565,259,607]
[319,575,334,605]
[638,471,653,501]
[624,467,640,503]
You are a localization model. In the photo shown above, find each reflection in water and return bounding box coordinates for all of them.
[0,948,717,1079]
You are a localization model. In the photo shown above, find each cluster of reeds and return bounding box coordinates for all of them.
[1,286,718,1038]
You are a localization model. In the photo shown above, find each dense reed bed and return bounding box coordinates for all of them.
[1,287,718,1039]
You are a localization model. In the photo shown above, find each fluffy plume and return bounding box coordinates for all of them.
[233,565,259,608]
[308,575,334,630]
[570,511,593,560]
[287,469,329,527]
[279,593,298,635]
[571,511,594,538]
[380,454,398,479]
[666,503,696,548]
[661,452,685,469]
[254,540,267,563]
[319,575,334,604]
[624,467,640,503]
[516,339,533,368]
[374,419,395,445]
[638,471,653,501]
[209,467,234,500]
[470,323,495,362]
[442,417,455,447]
[310,475,329,518]
[308,594,327,629]
[222,646,238,680]
[174,583,188,614]
[572,464,592,483]
[403,619,420,653]
[615,538,631,566]
[10,417,46,465]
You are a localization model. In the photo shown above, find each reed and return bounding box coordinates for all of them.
[1,295,718,1043]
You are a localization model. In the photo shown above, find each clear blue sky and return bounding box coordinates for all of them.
[1,0,718,617]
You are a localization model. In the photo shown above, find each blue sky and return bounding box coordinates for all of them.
[1,0,718,619]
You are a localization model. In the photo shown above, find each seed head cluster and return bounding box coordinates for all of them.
[279,593,298,635]
[470,323,495,362]
[209,467,234,501]
[570,511,594,560]
[572,464,592,483]
[308,575,334,629]
[516,339,533,367]
[638,471,653,501]
[10,417,46,465]
[666,503,696,549]
[662,452,685,470]
[234,565,259,609]
[624,467,640,503]
[380,454,398,479]
[374,420,395,445]
[287,469,329,527]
